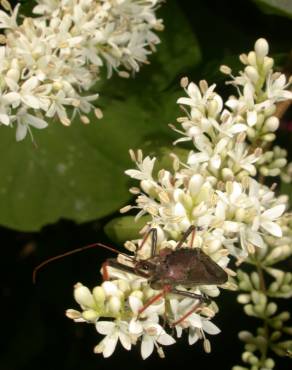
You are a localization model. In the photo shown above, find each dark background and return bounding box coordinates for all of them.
[1,1,291,369]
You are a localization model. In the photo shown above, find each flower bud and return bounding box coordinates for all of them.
[245,66,259,83]
[237,294,251,304]
[270,158,287,169]
[82,309,99,321]
[189,174,204,196]
[261,133,275,142]
[247,51,257,66]
[235,208,246,222]
[264,358,275,369]
[74,283,95,308]
[254,38,269,60]
[263,56,274,74]
[266,302,277,316]
[222,168,234,180]
[207,100,219,117]
[247,127,256,138]
[93,286,106,306]
[108,296,121,315]
[268,168,281,176]
[264,116,279,132]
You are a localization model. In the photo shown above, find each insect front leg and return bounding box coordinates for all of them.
[176,225,196,249]
[136,227,158,258]
[102,258,139,281]
[137,284,172,316]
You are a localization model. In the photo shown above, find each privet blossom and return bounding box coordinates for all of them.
[66,39,292,359]
[0,0,163,140]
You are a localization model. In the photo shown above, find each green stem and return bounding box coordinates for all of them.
[255,256,270,365]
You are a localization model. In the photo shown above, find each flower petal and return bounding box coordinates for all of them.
[157,332,175,346]
[202,320,221,335]
[103,335,118,358]
[16,123,27,141]
[261,204,285,220]
[141,335,154,360]
[96,321,115,335]
[261,221,282,237]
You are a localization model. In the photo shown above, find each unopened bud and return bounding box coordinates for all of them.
[93,286,106,306]
[262,133,276,142]
[264,116,279,132]
[222,167,234,181]
[254,38,269,60]
[82,309,99,321]
[239,53,248,65]
[74,283,95,308]
[263,56,274,74]
[108,296,121,315]
[245,66,259,83]
[247,51,257,66]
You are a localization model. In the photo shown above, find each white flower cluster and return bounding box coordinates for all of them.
[0,0,162,140]
[66,39,292,359]
[67,272,221,359]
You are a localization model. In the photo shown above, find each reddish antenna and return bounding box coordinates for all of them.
[32,242,133,284]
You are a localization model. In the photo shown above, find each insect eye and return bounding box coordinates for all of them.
[142,264,149,270]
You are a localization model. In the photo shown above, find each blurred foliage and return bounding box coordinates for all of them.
[251,0,292,19]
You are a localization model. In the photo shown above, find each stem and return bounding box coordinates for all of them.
[255,256,269,364]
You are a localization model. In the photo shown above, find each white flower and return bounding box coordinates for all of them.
[253,204,286,238]
[169,297,220,345]
[129,313,175,359]
[266,72,292,102]
[95,320,132,358]
[15,110,48,142]
[125,156,156,181]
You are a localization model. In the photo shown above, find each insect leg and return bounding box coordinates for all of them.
[170,288,211,304]
[169,288,211,327]
[176,225,196,249]
[102,258,150,280]
[170,301,202,327]
[136,227,157,258]
[138,284,171,316]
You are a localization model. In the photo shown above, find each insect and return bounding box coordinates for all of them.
[102,225,228,325]
[33,225,228,326]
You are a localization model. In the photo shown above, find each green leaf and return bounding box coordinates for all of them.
[104,215,151,245]
[251,0,292,19]
[0,0,201,231]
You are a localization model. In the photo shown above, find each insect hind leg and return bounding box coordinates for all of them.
[170,288,211,327]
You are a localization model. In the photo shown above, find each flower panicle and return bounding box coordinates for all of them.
[67,38,292,362]
[0,0,163,141]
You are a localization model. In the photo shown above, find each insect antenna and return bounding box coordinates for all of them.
[32,242,134,284]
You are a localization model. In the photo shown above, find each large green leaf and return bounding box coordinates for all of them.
[251,0,292,19]
[0,0,201,231]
